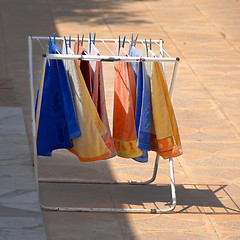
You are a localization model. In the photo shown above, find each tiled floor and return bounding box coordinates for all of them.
[1,0,240,239]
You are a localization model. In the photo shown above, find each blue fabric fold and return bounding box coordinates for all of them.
[129,45,151,163]
[36,43,81,156]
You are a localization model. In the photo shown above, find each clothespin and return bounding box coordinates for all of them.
[48,34,53,46]
[64,36,68,54]
[93,33,96,45]
[129,33,134,53]
[118,35,121,56]
[122,36,126,48]
[69,36,71,48]
[89,33,92,53]
[77,34,80,54]
[81,34,84,46]
[145,39,148,57]
[134,34,139,46]
[131,33,134,47]
[53,33,56,44]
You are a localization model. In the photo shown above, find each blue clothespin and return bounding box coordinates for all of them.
[53,33,56,44]
[118,36,121,56]
[49,34,53,46]
[122,36,126,48]
[69,36,71,48]
[89,33,92,53]
[93,33,96,45]
[64,36,68,54]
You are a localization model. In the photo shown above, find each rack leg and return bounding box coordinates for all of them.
[39,154,160,185]
[40,157,176,214]
[28,36,39,186]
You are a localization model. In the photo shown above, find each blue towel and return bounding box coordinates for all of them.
[129,45,151,162]
[36,43,81,156]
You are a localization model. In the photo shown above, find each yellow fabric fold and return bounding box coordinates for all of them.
[62,46,110,162]
[74,59,107,137]
[144,47,182,159]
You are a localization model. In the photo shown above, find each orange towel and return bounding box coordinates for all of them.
[113,45,142,158]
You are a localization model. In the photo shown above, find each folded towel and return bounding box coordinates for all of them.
[89,43,116,158]
[145,48,182,159]
[36,43,80,156]
[63,44,107,136]
[113,45,142,158]
[129,45,151,162]
[62,45,110,161]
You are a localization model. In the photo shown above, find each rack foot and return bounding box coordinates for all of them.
[39,158,176,214]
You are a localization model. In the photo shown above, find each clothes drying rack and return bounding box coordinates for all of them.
[28,35,180,214]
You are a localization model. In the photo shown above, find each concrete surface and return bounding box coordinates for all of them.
[0,0,240,239]
[0,107,46,240]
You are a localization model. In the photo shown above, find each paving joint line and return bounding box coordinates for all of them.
[193,2,240,55]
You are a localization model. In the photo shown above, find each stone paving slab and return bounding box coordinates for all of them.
[0,107,46,240]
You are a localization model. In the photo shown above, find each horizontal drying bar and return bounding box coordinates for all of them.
[31,36,163,43]
[43,53,180,62]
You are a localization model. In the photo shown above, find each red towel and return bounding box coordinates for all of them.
[89,43,116,158]
[74,43,93,97]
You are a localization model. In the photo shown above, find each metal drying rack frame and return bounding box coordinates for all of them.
[28,35,180,214]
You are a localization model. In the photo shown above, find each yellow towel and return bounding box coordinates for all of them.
[62,46,110,161]
[63,45,107,136]
[145,48,182,159]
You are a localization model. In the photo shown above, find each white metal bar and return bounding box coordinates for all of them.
[153,41,171,58]
[39,178,151,185]
[169,158,177,209]
[43,53,178,62]
[159,39,165,72]
[101,39,114,56]
[39,154,160,185]
[36,38,46,51]
[28,36,39,187]
[40,205,175,214]
[31,36,165,43]
[169,58,180,98]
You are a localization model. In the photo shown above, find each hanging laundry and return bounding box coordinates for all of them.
[36,43,81,156]
[143,47,182,159]
[64,45,107,137]
[113,44,142,158]
[62,44,111,162]
[128,45,151,162]
[74,41,93,97]
[89,43,117,158]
